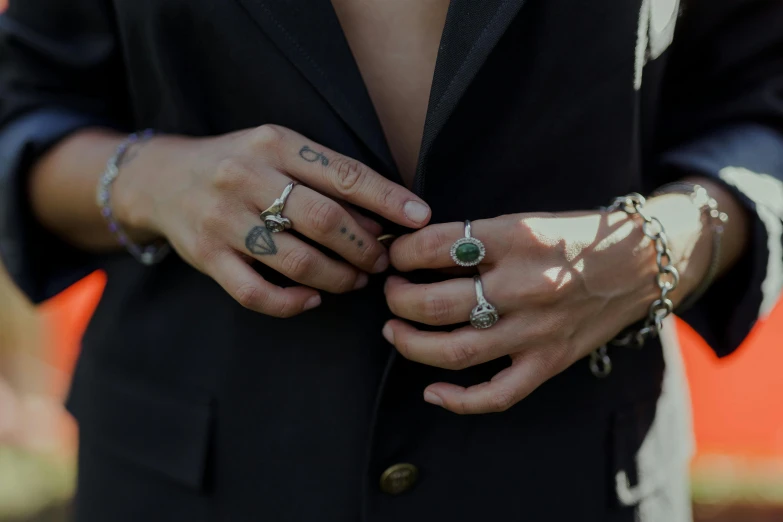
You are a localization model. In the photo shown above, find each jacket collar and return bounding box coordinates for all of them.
[233,0,528,188]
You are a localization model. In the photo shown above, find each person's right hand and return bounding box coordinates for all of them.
[114,125,431,318]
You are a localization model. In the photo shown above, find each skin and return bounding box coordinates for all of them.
[25,0,750,415]
[30,125,432,317]
[31,127,749,416]
[383,180,748,414]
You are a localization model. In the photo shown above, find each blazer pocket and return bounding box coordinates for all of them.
[68,361,214,491]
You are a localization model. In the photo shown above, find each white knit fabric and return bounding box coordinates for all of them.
[635,0,680,90]
[614,316,695,522]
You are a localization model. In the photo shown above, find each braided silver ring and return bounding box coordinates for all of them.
[470,275,499,329]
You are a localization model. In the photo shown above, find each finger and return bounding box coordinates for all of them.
[382,318,520,371]
[422,352,552,414]
[384,274,510,326]
[255,125,431,228]
[239,219,369,294]
[206,250,321,317]
[260,181,389,274]
[343,205,383,236]
[390,219,513,272]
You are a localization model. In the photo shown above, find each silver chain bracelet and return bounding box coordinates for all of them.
[590,192,680,378]
[590,186,729,378]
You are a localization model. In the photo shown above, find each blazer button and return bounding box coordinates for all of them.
[380,463,419,495]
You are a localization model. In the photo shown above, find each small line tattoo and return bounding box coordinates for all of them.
[246,226,277,256]
[349,234,356,241]
[299,145,329,166]
[357,240,364,247]
[340,227,347,234]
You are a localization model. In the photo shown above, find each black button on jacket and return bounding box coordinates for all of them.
[1,1,782,521]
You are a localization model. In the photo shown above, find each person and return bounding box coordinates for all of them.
[0,0,781,520]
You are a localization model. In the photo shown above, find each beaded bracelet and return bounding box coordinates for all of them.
[96,130,170,265]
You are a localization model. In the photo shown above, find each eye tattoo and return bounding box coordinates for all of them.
[299,145,329,166]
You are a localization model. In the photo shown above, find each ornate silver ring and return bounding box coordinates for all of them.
[450,220,486,267]
[470,275,499,329]
[261,181,295,233]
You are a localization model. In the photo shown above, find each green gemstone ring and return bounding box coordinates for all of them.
[450,220,486,267]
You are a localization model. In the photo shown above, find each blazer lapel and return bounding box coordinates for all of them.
[232,0,397,176]
[415,0,529,193]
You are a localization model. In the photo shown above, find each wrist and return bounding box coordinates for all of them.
[644,192,712,306]
[112,133,193,243]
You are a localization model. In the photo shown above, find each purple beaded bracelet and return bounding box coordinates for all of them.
[96,129,170,266]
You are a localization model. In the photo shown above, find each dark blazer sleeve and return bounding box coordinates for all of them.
[0,0,129,302]
[654,0,783,356]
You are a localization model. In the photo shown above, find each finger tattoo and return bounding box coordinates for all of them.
[246,226,278,256]
[339,226,363,248]
[299,145,329,166]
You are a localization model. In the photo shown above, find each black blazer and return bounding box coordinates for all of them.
[1,1,782,521]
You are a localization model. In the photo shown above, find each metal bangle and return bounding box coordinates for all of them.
[96,129,170,266]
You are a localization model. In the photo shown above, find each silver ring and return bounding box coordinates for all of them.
[470,275,499,329]
[450,220,486,267]
[261,182,295,233]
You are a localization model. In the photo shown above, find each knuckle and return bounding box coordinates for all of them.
[192,235,222,265]
[421,294,452,325]
[249,124,285,154]
[374,182,397,210]
[280,248,317,280]
[413,228,449,265]
[304,199,342,235]
[268,296,298,319]
[214,158,251,190]
[331,157,367,195]
[234,282,262,310]
[358,242,384,270]
[491,389,518,412]
[333,271,358,294]
[443,339,477,370]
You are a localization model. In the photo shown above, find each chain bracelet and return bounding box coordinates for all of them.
[589,192,680,378]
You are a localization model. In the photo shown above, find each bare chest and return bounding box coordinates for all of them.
[331,0,449,187]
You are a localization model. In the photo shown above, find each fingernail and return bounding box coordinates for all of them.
[354,273,369,289]
[424,391,443,407]
[404,200,430,224]
[372,254,389,273]
[304,295,322,311]
[382,323,394,344]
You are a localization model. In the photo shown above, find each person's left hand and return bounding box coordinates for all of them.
[383,210,684,414]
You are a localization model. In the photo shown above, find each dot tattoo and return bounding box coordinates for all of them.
[340,227,347,234]
[299,145,329,166]
[349,234,356,241]
[357,240,364,247]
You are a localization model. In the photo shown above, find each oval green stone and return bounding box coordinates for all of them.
[456,242,481,263]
